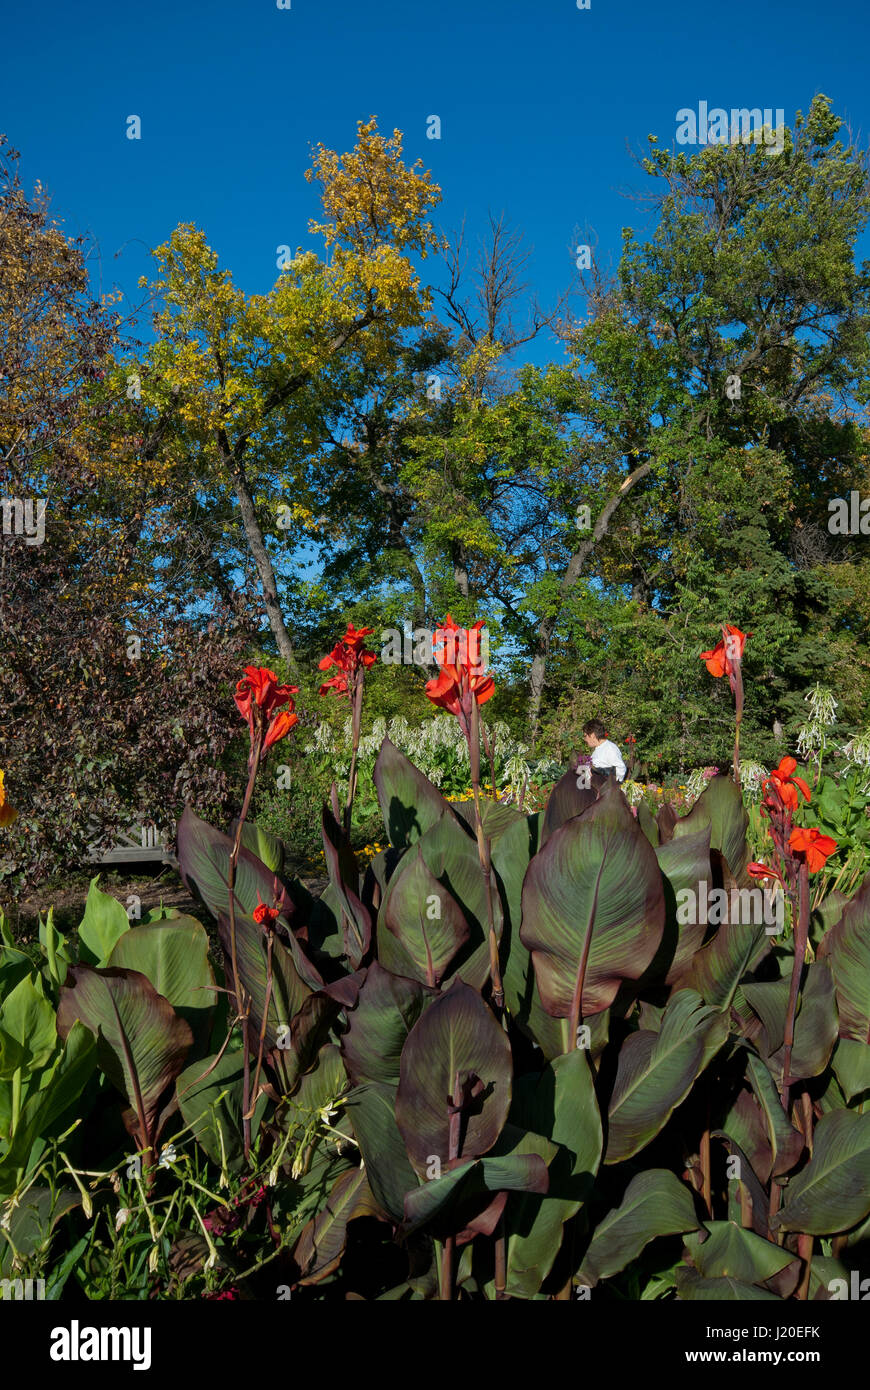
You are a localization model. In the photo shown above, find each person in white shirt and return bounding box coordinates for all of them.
[582,720,626,782]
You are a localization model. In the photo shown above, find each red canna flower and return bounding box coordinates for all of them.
[318,625,377,699]
[787,827,838,874]
[765,756,812,813]
[425,614,495,740]
[747,861,783,884]
[700,625,748,682]
[234,666,299,753]
[253,898,280,929]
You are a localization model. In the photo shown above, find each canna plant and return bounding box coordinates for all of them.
[168,628,870,1300]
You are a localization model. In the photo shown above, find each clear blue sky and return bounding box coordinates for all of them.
[5,0,869,362]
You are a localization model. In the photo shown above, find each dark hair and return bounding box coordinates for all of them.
[583,719,607,739]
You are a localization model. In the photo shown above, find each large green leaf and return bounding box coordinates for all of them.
[832,1038,870,1102]
[77,877,131,967]
[56,965,193,1144]
[818,873,870,1044]
[451,797,524,846]
[402,1152,549,1238]
[320,807,371,969]
[0,1023,97,1192]
[177,806,295,928]
[743,1053,806,1180]
[539,769,597,850]
[231,819,285,876]
[671,775,751,886]
[505,1049,604,1297]
[373,738,453,851]
[674,1266,781,1300]
[378,812,502,992]
[578,1170,702,1286]
[395,978,512,1178]
[292,1165,385,1283]
[339,963,433,1087]
[605,990,728,1164]
[493,814,564,1060]
[683,1220,797,1284]
[176,1049,267,1169]
[673,894,770,1009]
[521,791,665,1020]
[766,961,839,1085]
[381,844,469,986]
[0,1187,81,1277]
[108,918,215,1052]
[0,973,56,1070]
[772,1109,870,1235]
[344,1081,417,1223]
[655,826,715,986]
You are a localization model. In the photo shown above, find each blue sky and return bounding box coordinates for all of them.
[5,0,869,364]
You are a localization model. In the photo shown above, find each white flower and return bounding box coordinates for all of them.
[115,1207,131,1232]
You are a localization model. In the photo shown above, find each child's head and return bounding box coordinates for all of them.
[582,718,608,748]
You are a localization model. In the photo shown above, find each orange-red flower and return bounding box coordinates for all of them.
[700,625,748,679]
[234,666,299,750]
[253,898,280,929]
[318,624,377,699]
[788,827,838,873]
[425,614,495,737]
[765,756,812,813]
[747,861,783,883]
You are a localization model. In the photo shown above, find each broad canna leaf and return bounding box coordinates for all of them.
[344,1081,417,1223]
[107,918,215,1054]
[521,791,666,1021]
[742,1052,806,1180]
[671,775,751,886]
[0,972,57,1071]
[292,1165,385,1284]
[654,825,715,985]
[176,1049,267,1169]
[230,818,285,876]
[771,1109,870,1235]
[76,877,131,967]
[177,806,295,928]
[377,811,502,992]
[674,1266,781,1301]
[505,1049,603,1297]
[339,962,433,1087]
[672,881,770,1010]
[578,1170,703,1286]
[0,1022,97,1192]
[605,990,728,1164]
[683,1220,797,1285]
[402,1152,549,1238]
[373,738,453,851]
[395,978,512,1178]
[713,1131,770,1237]
[539,769,597,850]
[832,1038,870,1102]
[321,807,371,969]
[57,965,193,1147]
[450,797,523,845]
[381,844,469,986]
[765,961,839,1085]
[217,911,312,1055]
[817,873,870,1044]
[492,814,564,1061]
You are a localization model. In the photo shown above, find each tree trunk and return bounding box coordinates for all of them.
[528,459,653,739]
[229,457,298,673]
